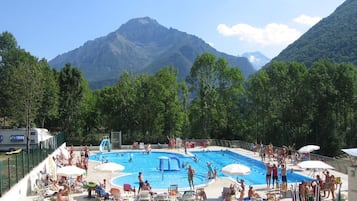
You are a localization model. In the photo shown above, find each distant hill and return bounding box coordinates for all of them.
[272,0,357,67]
[242,52,270,70]
[49,17,255,89]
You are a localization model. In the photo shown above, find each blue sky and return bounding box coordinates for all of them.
[0,0,345,60]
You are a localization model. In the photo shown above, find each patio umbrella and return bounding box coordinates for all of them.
[341,148,357,157]
[298,145,320,153]
[57,165,86,177]
[95,162,125,172]
[297,160,334,170]
[47,156,57,180]
[222,164,251,176]
[60,146,70,159]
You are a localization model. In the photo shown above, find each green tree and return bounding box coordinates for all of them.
[7,50,44,151]
[187,53,245,139]
[58,63,85,141]
[35,59,59,128]
[151,67,183,141]
[307,60,357,155]
[0,32,18,126]
[245,70,270,143]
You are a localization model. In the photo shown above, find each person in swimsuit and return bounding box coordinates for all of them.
[207,162,213,179]
[248,186,261,199]
[272,163,278,188]
[188,165,195,189]
[281,164,287,189]
[322,170,331,197]
[266,163,272,188]
[138,172,144,193]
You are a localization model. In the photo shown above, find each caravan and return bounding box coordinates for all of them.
[0,128,54,151]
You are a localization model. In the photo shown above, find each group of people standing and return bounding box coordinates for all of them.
[265,162,287,190]
[300,170,339,201]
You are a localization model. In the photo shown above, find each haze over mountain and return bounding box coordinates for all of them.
[49,17,255,88]
[272,0,357,67]
[242,52,270,70]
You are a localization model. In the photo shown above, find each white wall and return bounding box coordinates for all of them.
[0,143,66,201]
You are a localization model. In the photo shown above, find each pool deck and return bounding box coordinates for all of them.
[24,146,349,201]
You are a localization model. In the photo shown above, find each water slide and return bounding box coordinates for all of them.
[158,156,180,171]
[99,137,111,152]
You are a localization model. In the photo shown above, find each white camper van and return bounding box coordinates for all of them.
[0,128,53,151]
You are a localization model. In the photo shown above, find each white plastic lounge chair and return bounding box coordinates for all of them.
[139,142,145,149]
[181,190,195,201]
[137,190,152,201]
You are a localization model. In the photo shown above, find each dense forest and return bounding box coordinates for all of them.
[272,0,357,67]
[1,32,356,157]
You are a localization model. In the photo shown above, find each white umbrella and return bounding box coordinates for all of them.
[298,145,320,153]
[57,165,86,177]
[60,146,70,159]
[222,164,251,176]
[297,160,334,170]
[341,148,357,157]
[47,157,57,180]
[95,162,125,172]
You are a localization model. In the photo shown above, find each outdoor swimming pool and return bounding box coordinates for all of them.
[89,150,311,190]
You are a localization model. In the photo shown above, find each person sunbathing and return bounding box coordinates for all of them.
[57,188,69,201]
[248,186,261,199]
[142,180,155,195]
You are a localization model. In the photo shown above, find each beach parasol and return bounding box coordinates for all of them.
[298,145,320,153]
[95,162,125,172]
[60,146,70,159]
[57,165,86,177]
[47,156,57,180]
[297,160,334,170]
[222,164,251,176]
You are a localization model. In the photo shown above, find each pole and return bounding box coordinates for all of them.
[337,183,342,201]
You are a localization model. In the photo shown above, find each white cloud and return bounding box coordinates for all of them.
[217,23,302,46]
[294,14,321,26]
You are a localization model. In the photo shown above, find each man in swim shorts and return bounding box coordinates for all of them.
[138,172,144,193]
[188,165,195,189]
[272,164,278,188]
[281,164,287,188]
[266,163,272,188]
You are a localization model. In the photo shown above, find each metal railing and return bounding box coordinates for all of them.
[0,133,64,197]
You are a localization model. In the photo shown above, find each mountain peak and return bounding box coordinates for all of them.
[125,17,159,26]
[116,17,168,43]
[49,17,255,89]
[242,52,270,70]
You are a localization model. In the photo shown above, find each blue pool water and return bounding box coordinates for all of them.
[89,150,311,190]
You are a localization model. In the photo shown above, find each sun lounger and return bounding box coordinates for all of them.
[181,190,195,201]
[195,188,207,201]
[221,187,236,201]
[168,184,178,196]
[137,190,152,201]
[122,184,136,200]
[96,185,110,200]
[139,142,145,149]
[110,187,121,201]
[154,193,169,201]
